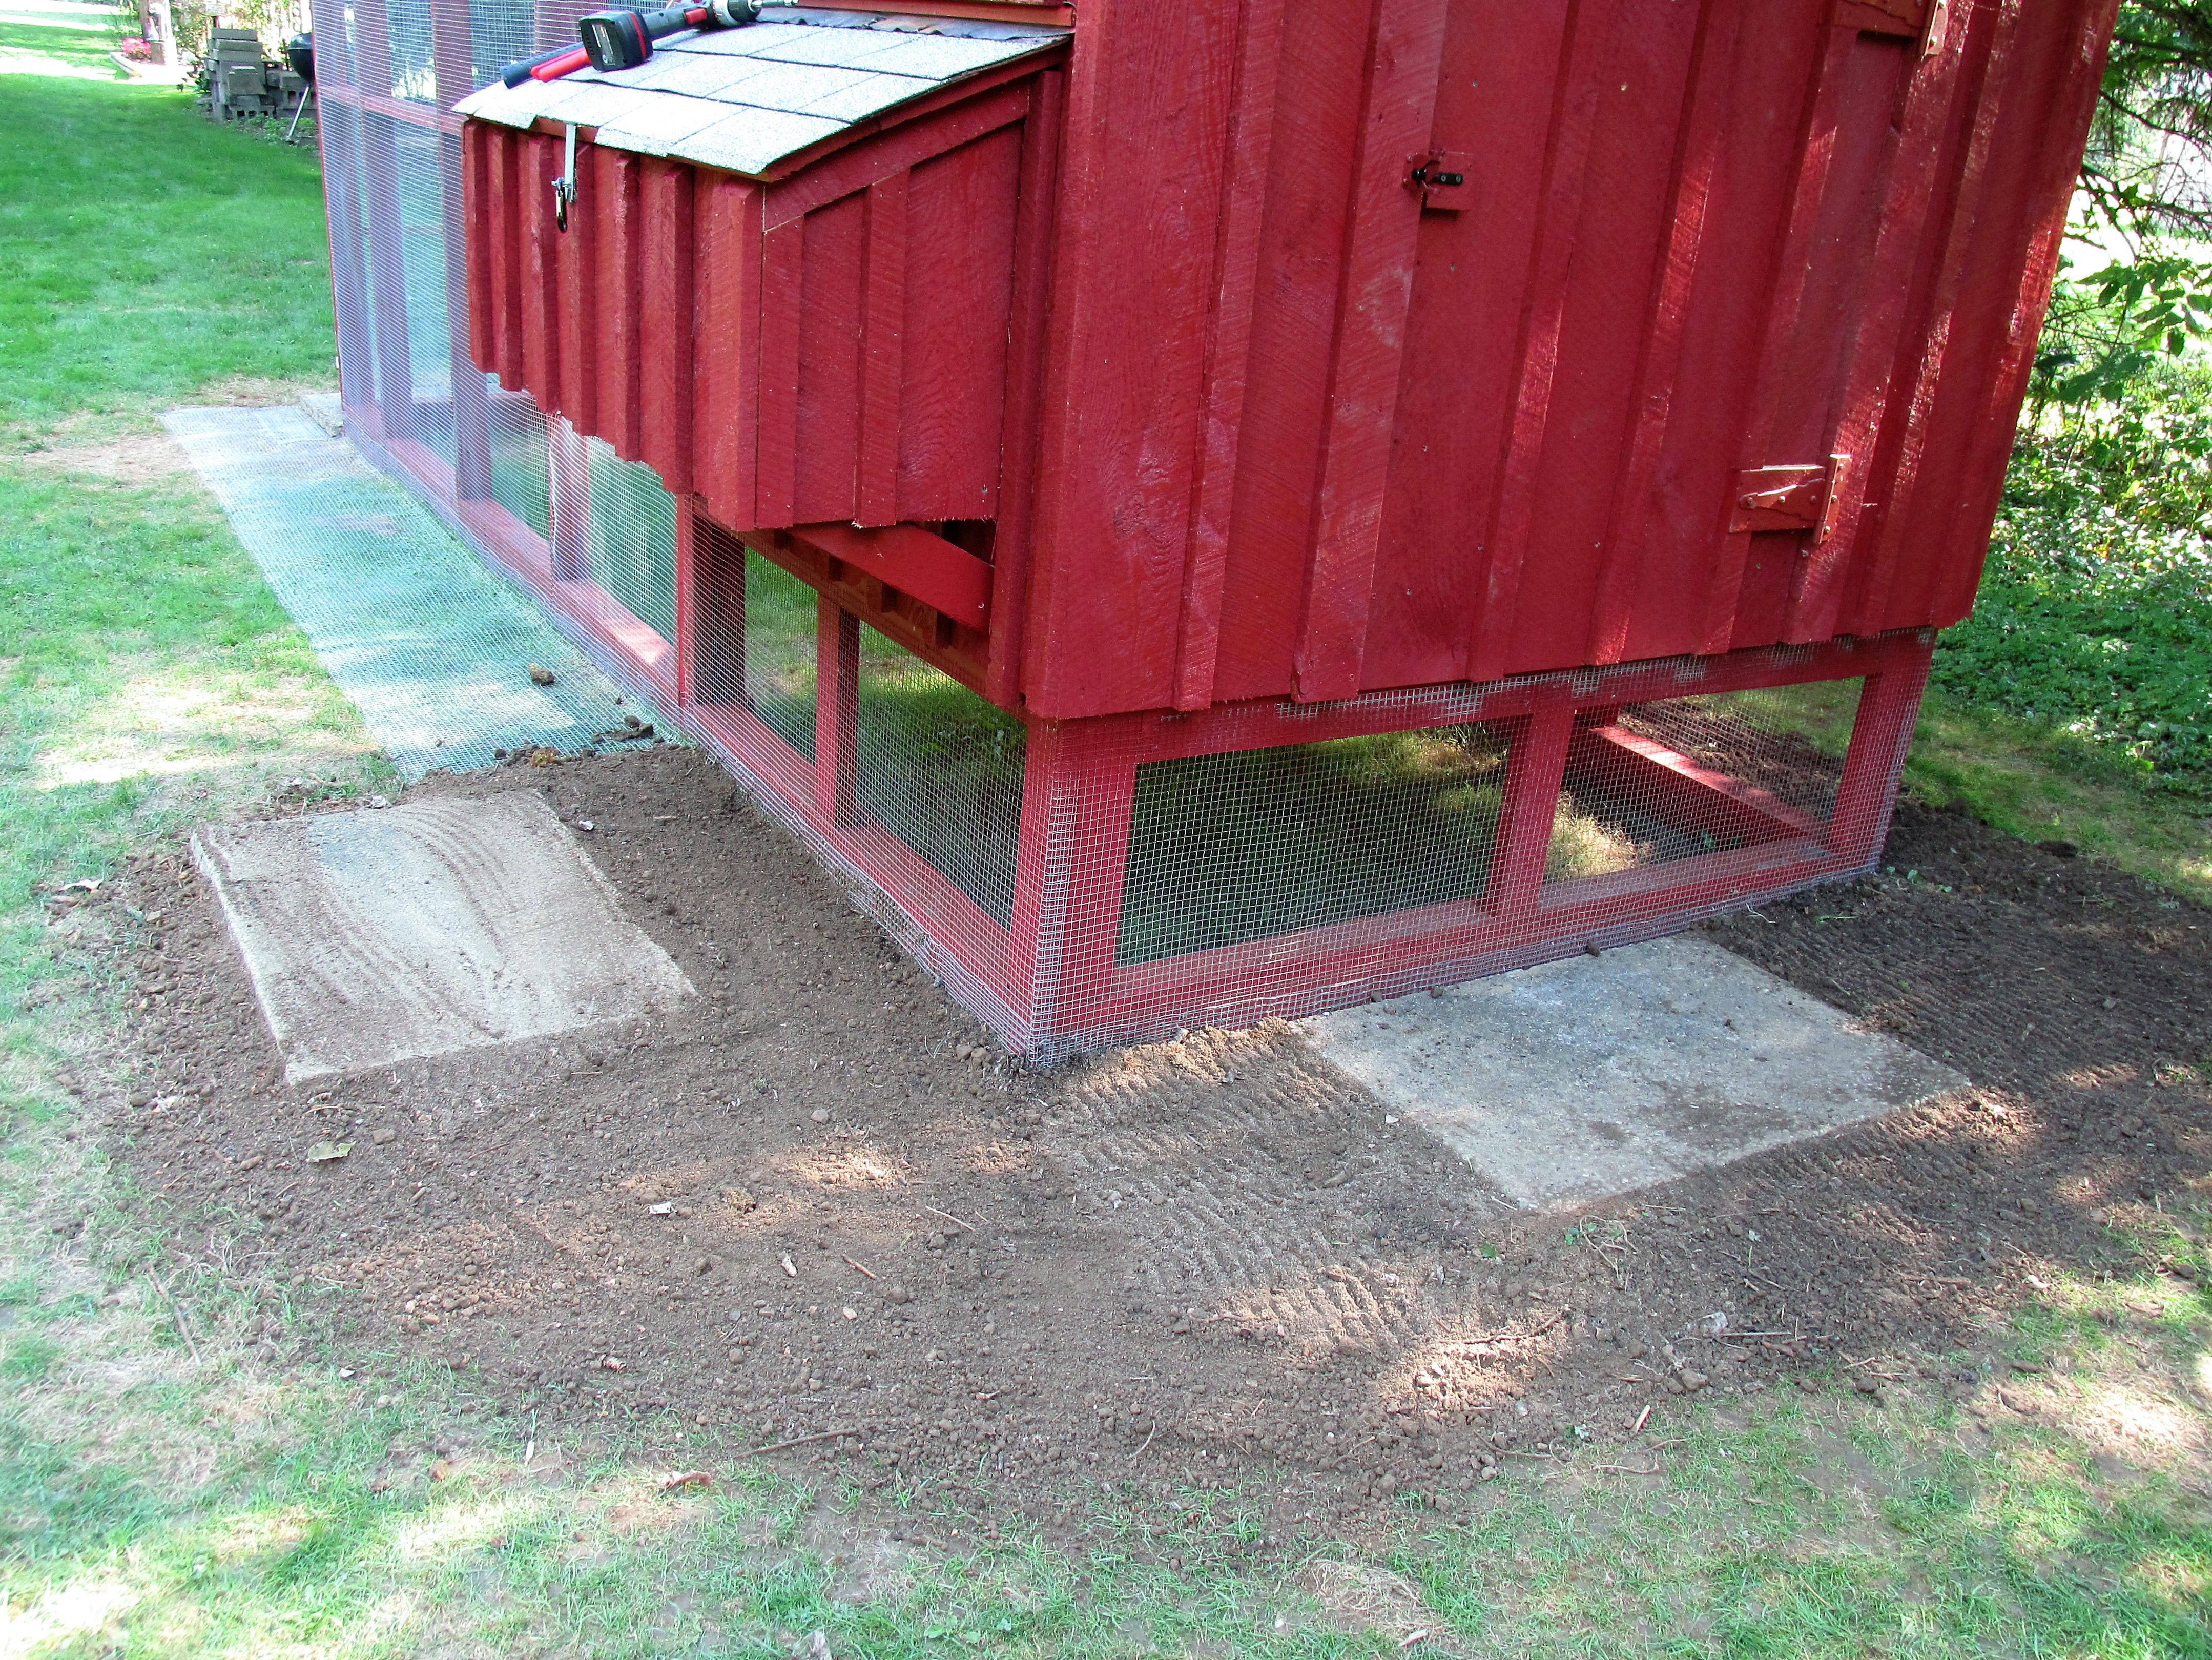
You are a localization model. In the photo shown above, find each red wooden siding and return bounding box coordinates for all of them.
[462,0,2114,727]
[461,75,1044,541]
[1020,0,2115,720]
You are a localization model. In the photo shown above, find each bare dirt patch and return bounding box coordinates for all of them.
[189,374,335,409]
[85,752,2212,1544]
[16,432,197,487]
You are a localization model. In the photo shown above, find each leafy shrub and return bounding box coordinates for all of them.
[1934,362,2212,787]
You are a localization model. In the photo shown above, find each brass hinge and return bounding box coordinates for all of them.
[1730,455,1850,542]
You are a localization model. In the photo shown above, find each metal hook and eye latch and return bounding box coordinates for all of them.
[1408,152,1470,209]
[553,122,578,231]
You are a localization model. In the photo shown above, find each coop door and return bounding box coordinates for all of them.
[1336,0,1976,699]
[1711,0,1955,651]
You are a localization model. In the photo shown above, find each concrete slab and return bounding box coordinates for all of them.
[193,792,693,1083]
[1300,937,1966,1209]
[297,391,344,437]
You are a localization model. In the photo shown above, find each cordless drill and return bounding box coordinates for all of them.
[498,0,761,88]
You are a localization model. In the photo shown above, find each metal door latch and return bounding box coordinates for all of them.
[1833,0,1950,54]
[1729,454,1851,543]
[552,121,578,232]
[1409,151,1470,210]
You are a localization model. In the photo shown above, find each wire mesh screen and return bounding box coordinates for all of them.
[466,0,539,84]
[486,384,550,536]
[581,436,677,644]
[745,550,818,760]
[1117,724,1511,966]
[392,118,454,466]
[687,527,820,761]
[1546,679,1864,885]
[317,91,378,409]
[360,110,416,442]
[855,629,1026,928]
[388,0,438,103]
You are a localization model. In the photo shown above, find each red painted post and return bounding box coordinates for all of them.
[432,0,490,503]
[1015,715,1138,1044]
[1482,701,1576,922]
[550,417,591,584]
[316,18,377,422]
[348,0,415,444]
[673,494,698,708]
[1825,635,1933,867]
[814,599,860,827]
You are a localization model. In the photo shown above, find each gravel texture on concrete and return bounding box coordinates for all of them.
[192,791,693,1083]
[1304,937,1965,1207]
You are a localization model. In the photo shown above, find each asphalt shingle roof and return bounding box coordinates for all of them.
[454,6,1065,178]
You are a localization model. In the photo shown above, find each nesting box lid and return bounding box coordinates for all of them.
[453,7,1066,178]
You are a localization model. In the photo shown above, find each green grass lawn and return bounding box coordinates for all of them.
[0,44,334,443]
[0,17,2207,1658]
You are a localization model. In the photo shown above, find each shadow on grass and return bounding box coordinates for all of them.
[1404,1325,2212,1657]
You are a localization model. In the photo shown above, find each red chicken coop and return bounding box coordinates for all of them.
[314,0,2116,1058]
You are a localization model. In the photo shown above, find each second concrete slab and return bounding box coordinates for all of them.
[1301,937,1965,1210]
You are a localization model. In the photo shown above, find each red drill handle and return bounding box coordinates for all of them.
[529,45,591,80]
[501,1,741,87]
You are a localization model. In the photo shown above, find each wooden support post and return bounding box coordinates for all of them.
[814,599,860,826]
[314,24,375,421]
[550,418,592,583]
[1824,637,1931,864]
[1012,716,1137,1044]
[349,0,415,444]
[673,494,697,708]
[1482,700,1575,919]
[686,506,748,710]
[432,0,489,501]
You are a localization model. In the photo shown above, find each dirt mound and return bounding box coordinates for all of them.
[92,751,2211,1540]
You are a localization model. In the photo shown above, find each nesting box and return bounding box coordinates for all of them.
[325,0,2115,1056]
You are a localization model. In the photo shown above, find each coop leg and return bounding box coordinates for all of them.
[1011,716,1136,1055]
[320,100,375,424]
[672,496,698,707]
[1825,638,1932,867]
[813,601,859,828]
[1481,700,1576,921]
[548,419,591,583]
[360,107,416,444]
